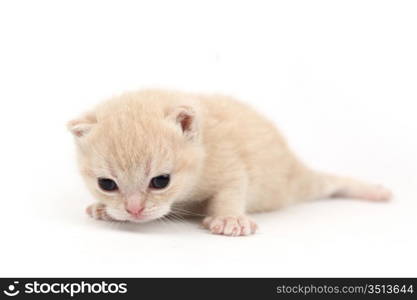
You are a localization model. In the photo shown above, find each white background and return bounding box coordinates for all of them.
[0,0,416,277]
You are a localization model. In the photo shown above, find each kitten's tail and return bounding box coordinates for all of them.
[309,171,392,202]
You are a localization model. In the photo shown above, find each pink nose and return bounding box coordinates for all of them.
[125,204,145,216]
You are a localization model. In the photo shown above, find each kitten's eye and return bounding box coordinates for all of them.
[98,178,118,192]
[150,174,170,189]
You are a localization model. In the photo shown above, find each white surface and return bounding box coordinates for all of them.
[0,0,416,277]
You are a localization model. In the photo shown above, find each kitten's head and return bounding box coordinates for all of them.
[68,92,204,223]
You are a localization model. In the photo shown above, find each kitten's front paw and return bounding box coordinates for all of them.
[86,203,113,221]
[203,216,258,236]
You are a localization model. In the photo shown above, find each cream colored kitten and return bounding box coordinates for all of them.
[68,89,391,236]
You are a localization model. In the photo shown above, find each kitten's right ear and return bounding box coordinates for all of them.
[67,112,97,138]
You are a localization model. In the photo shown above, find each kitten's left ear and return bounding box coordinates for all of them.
[67,111,97,138]
[167,106,199,141]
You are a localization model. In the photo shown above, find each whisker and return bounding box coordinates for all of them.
[167,213,186,224]
[170,207,206,217]
[165,214,189,230]
[159,215,185,232]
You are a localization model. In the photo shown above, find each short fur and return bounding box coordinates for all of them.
[68,89,391,236]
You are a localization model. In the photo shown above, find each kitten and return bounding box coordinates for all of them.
[68,89,391,236]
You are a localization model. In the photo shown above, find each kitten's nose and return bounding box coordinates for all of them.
[125,203,145,217]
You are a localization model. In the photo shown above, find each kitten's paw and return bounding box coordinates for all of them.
[202,216,258,236]
[86,203,113,221]
[359,185,392,202]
